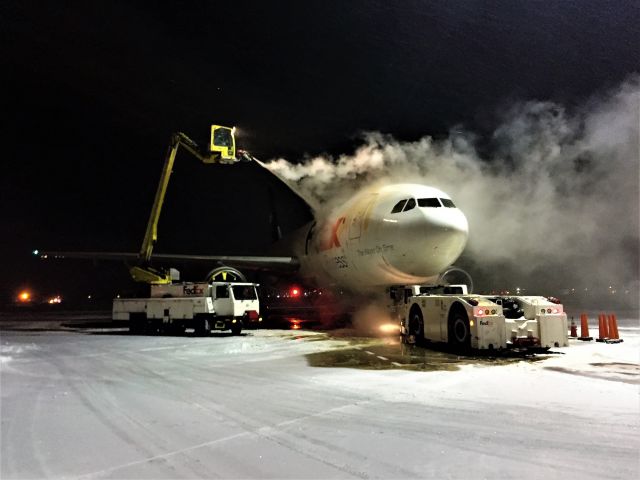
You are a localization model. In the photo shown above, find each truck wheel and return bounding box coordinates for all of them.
[195,317,211,336]
[408,306,424,343]
[145,319,161,335]
[448,306,471,351]
[167,322,185,336]
[231,324,242,335]
[129,313,146,335]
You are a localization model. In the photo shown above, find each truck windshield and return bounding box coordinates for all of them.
[216,286,229,298]
[232,286,257,300]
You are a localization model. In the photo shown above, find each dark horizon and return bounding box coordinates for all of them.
[2,0,638,305]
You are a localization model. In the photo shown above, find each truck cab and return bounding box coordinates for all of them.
[209,282,261,328]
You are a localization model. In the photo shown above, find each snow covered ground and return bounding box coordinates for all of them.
[1,315,638,479]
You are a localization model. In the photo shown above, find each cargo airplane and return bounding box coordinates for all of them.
[274,182,468,290]
[40,126,469,292]
[43,181,469,292]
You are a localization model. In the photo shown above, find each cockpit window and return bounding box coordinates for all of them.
[418,198,441,207]
[403,198,416,211]
[391,199,408,213]
[441,198,456,208]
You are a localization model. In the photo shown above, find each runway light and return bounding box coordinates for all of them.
[32,249,39,256]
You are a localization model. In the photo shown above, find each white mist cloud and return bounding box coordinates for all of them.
[265,76,640,295]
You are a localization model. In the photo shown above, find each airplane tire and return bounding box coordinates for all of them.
[231,324,242,335]
[449,306,471,352]
[408,306,424,343]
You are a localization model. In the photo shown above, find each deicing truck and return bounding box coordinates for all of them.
[113,281,261,335]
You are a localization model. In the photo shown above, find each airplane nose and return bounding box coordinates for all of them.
[428,208,469,239]
[422,208,469,265]
[386,207,469,278]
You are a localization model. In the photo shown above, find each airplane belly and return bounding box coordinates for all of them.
[303,232,451,290]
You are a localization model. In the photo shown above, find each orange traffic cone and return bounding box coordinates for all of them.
[613,314,621,340]
[596,314,609,342]
[607,315,616,339]
[606,314,623,343]
[579,313,592,341]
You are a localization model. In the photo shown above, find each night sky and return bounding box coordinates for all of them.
[2,0,638,304]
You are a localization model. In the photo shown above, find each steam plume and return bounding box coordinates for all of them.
[266,77,640,305]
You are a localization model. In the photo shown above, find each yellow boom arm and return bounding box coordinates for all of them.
[131,125,238,284]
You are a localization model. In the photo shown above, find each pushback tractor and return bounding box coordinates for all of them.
[392,285,568,352]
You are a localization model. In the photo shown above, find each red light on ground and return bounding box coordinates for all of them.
[18,291,31,302]
[289,318,302,330]
[290,287,301,298]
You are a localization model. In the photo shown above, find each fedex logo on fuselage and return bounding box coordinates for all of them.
[319,216,346,251]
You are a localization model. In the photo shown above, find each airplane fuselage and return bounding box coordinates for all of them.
[294,184,469,290]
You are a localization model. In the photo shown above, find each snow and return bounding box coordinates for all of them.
[1,316,638,479]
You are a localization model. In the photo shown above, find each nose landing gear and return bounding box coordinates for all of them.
[438,266,473,293]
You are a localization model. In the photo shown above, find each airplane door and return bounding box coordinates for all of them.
[348,194,378,241]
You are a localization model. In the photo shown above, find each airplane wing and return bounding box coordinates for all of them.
[37,157,307,276]
[39,251,300,272]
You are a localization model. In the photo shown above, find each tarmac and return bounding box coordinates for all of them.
[1,312,638,479]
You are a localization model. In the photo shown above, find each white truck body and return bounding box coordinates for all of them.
[113,282,260,335]
[393,285,568,351]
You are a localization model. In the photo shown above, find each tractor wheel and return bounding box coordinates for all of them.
[408,306,424,343]
[448,306,471,352]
